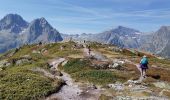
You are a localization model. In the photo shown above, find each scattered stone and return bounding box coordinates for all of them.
[108,59,125,70]
[0,60,8,67]
[16,59,31,66]
[111,47,123,52]
[32,50,41,54]
[109,63,122,70]
[60,45,66,50]
[108,82,124,91]
[22,55,31,58]
[87,84,97,89]
[99,94,113,100]
[61,60,68,66]
[91,60,110,69]
[159,89,170,97]
[91,52,108,61]
[0,60,11,68]
[55,71,63,76]
[153,82,170,89]
[4,62,11,66]
[116,96,132,100]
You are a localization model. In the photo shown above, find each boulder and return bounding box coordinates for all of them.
[0,60,11,68]
[16,59,31,66]
[159,89,170,97]
[0,60,7,67]
[61,60,68,66]
[108,82,125,91]
[55,71,63,76]
[91,60,109,69]
[32,50,41,54]
[153,82,170,89]
[109,63,122,70]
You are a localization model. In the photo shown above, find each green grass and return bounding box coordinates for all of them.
[62,58,90,74]
[0,42,84,100]
[44,42,82,57]
[73,70,116,85]
[0,67,62,100]
[61,58,126,85]
[149,58,170,67]
[0,44,63,100]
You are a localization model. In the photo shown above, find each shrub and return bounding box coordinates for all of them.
[0,72,61,100]
[63,58,90,74]
[74,70,116,85]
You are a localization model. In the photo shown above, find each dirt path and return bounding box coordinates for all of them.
[46,58,104,100]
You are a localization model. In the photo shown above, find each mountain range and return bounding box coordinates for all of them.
[0,14,170,58]
[0,14,63,53]
[62,26,170,58]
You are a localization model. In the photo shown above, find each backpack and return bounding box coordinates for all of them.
[141,58,148,65]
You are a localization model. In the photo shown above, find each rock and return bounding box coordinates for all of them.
[153,82,170,89]
[91,60,109,69]
[61,60,68,66]
[108,82,124,91]
[92,52,108,61]
[108,59,125,70]
[112,59,125,64]
[22,55,31,58]
[99,94,113,100]
[0,60,11,68]
[159,89,170,97]
[111,47,123,52]
[41,48,47,53]
[15,58,32,66]
[116,96,132,100]
[0,60,7,67]
[55,71,63,76]
[4,62,11,66]
[127,80,141,84]
[87,84,97,89]
[32,50,41,54]
[109,63,122,70]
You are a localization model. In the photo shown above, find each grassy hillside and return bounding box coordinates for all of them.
[1,41,170,99]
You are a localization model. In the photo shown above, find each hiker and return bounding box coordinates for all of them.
[88,45,91,56]
[140,55,149,78]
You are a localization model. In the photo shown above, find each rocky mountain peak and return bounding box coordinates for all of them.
[158,26,170,33]
[0,14,28,33]
[27,17,62,43]
[155,26,170,38]
[113,26,140,35]
[30,17,51,28]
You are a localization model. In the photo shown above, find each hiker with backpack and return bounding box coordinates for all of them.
[140,55,149,78]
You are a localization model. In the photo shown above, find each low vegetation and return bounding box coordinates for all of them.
[0,42,84,100]
[1,41,170,99]
[61,58,130,85]
[0,63,63,100]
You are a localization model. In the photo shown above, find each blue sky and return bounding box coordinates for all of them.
[0,0,170,34]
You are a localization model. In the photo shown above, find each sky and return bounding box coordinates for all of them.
[0,0,170,34]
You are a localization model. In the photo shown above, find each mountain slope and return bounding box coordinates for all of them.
[24,17,63,43]
[0,14,63,53]
[142,26,170,58]
[94,26,141,48]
